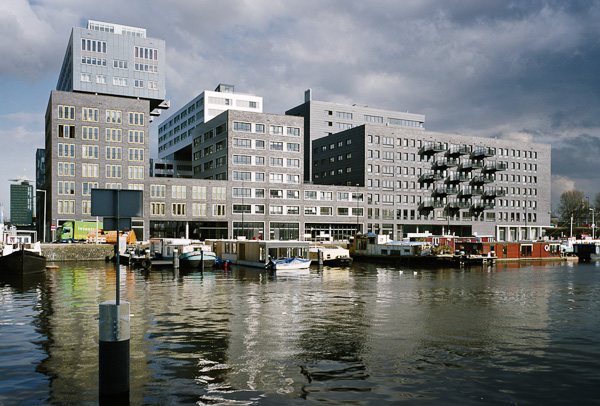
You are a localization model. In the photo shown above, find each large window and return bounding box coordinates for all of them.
[233,122,251,132]
[57,105,75,120]
[151,185,166,198]
[82,108,99,122]
[129,112,144,126]
[58,125,75,139]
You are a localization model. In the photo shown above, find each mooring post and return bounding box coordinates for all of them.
[318,249,323,266]
[201,250,204,271]
[173,248,179,268]
[99,300,130,401]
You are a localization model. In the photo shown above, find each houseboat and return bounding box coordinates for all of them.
[208,239,310,269]
[350,233,434,262]
[309,246,353,266]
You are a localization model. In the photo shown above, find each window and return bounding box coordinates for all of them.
[270,157,283,167]
[105,183,122,189]
[148,81,158,90]
[192,203,207,217]
[233,122,251,132]
[106,110,122,124]
[255,140,265,149]
[113,77,128,87]
[57,200,75,214]
[134,79,144,88]
[234,155,252,165]
[57,162,75,176]
[337,123,352,130]
[57,143,75,158]
[269,173,283,182]
[255,124,265,133]
[286,174,299,183]
[113,60,128,69]
[82,126,99,140]
[106,164,122,178]
[286,190,300,199]
[233,188,251,197]
[270,141,283,151]
[234,138,251,148]
[81,73,91,82]
[151,185,166,198]
[319,207,332,216]
[364,115,383,123]
[287,159,300,168]
[305,206,317,215]
[128,148,144,161]
[129,112,144,126]
[213,204,226,216]
[57,181,75,195]
[106,128,122,142]
[172,185,187,199]
[287,206,300,215]
[212,187,226,200]
[287,143,300,152]
[256,156,265,165]
[270,189,283,199]
[82,145,99,159]
[287,127,300,136]
[58,105,75,120]
[81,39,107,53]
[128,166,144,179]
[81,182,98,196]
[270,125,283,135]
[270,205,283,215]
[105,146,122,160]
[82,163,99,178]
[336,111,352,119]
[151,202,166,216]
[233,171,251,181]
[58,124,75,139]
[128,130,144,144]
[172,203,187,216]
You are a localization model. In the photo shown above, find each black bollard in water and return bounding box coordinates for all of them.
[99,300,130,402]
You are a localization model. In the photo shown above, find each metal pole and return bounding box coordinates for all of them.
[115,191,120,306]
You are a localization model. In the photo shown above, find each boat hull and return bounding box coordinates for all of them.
[323,256,353,266]
[269,258,312,270]
[179,251,217,269]
[0,249,47,275]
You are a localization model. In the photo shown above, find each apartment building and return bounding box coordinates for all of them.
[286,89,426,181]
[157,84,263,162]
[311,124,551,241]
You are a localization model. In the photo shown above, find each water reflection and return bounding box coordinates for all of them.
[0,260,599,405]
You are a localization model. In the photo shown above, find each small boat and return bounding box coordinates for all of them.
[267,257,312,270]
[0,242,47,275]
[309,246,353,266]
[179,245,217,269]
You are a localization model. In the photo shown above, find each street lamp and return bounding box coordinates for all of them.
[36,189,46,243]
[590,208,595,239]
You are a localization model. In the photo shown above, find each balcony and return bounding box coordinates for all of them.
[445,144,470,158]
[431,157,458,171]
[418,170,442,185]
[432,185,459,198]
[457,159,474,172]
[418,197,444,213]
[418,141,445,158]
[445,172,469,184]
[470,146,495,159]
[482,161,508,173]
[482,186,506,198]
[470,201,486,214]
[469,174,495,186]
[457,186,473,198]
[446,198,470,210]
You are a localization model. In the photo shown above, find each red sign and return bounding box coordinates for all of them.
[51,225,56,230]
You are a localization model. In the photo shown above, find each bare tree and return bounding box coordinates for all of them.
[557,189,588,226]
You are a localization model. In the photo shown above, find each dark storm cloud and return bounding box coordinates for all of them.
[2,0,600,209]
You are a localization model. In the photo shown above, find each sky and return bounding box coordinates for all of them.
[1,0,600,219]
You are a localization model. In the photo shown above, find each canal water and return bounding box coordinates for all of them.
[1,260,598,405]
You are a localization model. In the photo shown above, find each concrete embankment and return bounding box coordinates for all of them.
[42,243,115,262]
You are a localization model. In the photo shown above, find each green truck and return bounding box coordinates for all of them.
[56,221,103,243]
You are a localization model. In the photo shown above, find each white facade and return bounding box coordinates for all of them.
[158,84,263,160]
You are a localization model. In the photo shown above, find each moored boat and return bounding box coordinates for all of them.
[179,245,217,269]
[267,257,312,270]
[309,246,353,266]
[0,242,47,275]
